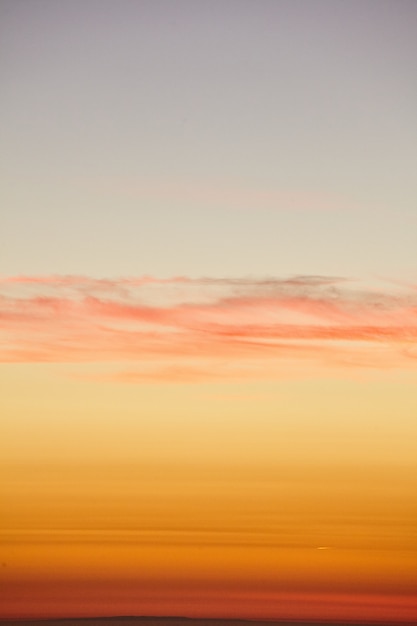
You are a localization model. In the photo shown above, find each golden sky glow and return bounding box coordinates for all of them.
[1,346,417,620]
[1,459,417,621]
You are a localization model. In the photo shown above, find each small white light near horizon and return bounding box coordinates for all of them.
[317,546,331,550]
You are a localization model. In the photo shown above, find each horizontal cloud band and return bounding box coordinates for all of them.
[1,274,416,380]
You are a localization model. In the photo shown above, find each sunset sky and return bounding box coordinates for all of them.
[1,0,417,622]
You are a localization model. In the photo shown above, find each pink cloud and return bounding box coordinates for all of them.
[108,177,362,213]
[1,274,416,381]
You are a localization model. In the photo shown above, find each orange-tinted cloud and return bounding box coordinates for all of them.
[1,274,416,380]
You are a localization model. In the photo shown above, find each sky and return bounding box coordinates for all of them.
[1,0,417,622]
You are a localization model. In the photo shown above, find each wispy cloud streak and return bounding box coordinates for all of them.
[1,275,416,380]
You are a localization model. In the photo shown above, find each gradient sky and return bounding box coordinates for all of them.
[1,0,417,622]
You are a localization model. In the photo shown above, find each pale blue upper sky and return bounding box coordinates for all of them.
[1,0,416,281]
